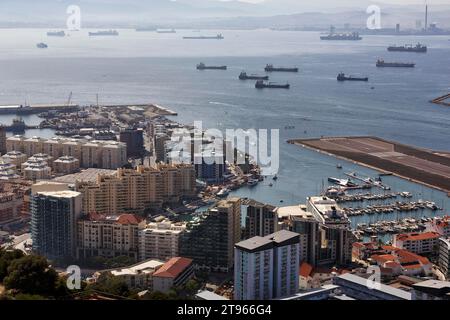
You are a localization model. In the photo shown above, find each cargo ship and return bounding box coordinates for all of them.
[337,73,368,81]
[264,64,298,72]
[183,34,224,40]
[239,72,269,80]
[36,43,48,49]
[47,31,65,37]
[320,32,362,40]
[255,80,290,89]
[5,118,26,134]
[387,43,427,53]
[156,29,176,33]
[376,59,415,68]
[135,27,157,32]
[88,30,119,36]
[197,63,227,70]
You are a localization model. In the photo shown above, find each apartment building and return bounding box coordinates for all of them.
[6,136,127,169]
[179,198,241,272]
[234,230,300,300]
[243,199,277,239]
[138,221,186,261]
[76,164,196,215]
[393,232,440,255]
[77,213,145,261]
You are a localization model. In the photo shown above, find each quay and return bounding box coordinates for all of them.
[0,104,79,115]
[288,136,450,195]
[430,93,450,107]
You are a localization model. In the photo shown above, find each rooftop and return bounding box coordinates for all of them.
[335,273,412,300]
[152,257,193,279]
[396,232,440,242]
[36,190,81,199]
[53,168,116,184]
[109,259,164,277]
[277,204,313,219]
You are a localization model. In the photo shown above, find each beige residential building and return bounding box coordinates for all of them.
[54,156,80,174]
[1,151,28,168]
[6,136,127,169]
[76,164,196,215]
[77,213,145,260]
[138,220,186,261]
[23,161,52,180]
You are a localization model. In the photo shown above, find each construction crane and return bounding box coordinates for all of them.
[67,91,73,107]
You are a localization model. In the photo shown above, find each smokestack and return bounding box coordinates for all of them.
[425,5,428,31]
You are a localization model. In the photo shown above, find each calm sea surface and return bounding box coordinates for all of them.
[0,28,449,226]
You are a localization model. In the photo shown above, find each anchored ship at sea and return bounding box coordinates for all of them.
[183,34,224,40]
[239,72,269,80]
[156,29,176,33]
[47,31,65,37]
[197,63,227,70]
[135,27,157,32]
[387,43,427,53]
[320,31,362,41]
[89,30,119,36]
[36,43,48,49]
[255,80,290,89]
[376,59,415,68]
[337,73,368,81]
[264,64,298,72]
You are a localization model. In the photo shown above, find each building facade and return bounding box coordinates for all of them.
[243,200,277,239]
[76,164,196,215]
[138,221,186,261]
[180,198,241,272]
[234,230,300,300]
[77,213,145,261]
[31,190,82,261]
[393,232,440,255]
[6,136,127,169]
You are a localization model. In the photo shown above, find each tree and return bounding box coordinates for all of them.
[3,255,58,296]
[0,249,24,282]
[87,273,130,297]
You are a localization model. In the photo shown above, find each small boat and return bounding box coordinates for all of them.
[336,164,343,169]
[247,179,258,187]
[272,175,278,181]
[269,183,273,187]
[36,43,48,49]
[217,188,230,198]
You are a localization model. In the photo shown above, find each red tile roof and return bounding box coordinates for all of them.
[117,214,143,225]
[153,257,193,279]
[396,232,440,242]
[299,262,313,278]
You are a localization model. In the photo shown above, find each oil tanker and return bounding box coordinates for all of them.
[255,80,290,89]
[197,63,227,70]
[239,72,269,80]
[337,73,368,81]
[376,59,415,68]
[387,43,427,53]
[183,34,224,40]
[264,64,298,72]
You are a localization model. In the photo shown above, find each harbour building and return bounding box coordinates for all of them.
[234,230,300,300]
[179,198,241,272]
[31,190,82,261]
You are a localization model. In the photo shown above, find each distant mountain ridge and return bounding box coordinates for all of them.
[0,0,449,28]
